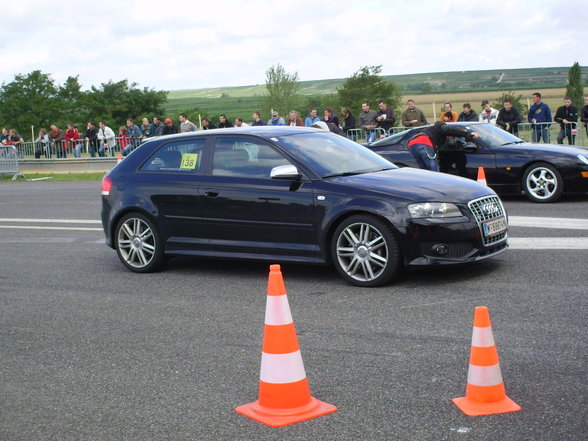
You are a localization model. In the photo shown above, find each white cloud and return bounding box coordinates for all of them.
[0,0,585,91]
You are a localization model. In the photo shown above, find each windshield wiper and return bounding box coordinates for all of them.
[323,171,364,178]
[499,141,525,146]
[323,167,395,178]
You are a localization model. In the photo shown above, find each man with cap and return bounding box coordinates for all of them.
[479,100,499,124]
[268,111,286,126]
[162,117,178,135]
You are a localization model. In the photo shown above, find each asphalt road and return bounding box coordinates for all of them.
[0,182,586,441]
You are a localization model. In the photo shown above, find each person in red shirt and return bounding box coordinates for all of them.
[118,126,129,150]
[64,123,81,158]
[407,121,479,171]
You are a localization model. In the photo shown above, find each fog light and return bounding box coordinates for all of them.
[432,244,449,256]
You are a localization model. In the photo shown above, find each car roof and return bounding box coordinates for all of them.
[144,126,322,143]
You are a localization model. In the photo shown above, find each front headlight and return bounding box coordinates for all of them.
[578,154,588,165]
[408,202,462,218]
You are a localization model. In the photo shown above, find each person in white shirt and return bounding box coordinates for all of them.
[179,113,198,132]
[234,118,250,127]
[97,121,116,157]
[479,100,499,124]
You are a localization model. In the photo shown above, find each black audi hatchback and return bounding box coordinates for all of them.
[101,127,508,287]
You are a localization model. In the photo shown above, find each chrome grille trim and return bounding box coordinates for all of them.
[468,195,508,247]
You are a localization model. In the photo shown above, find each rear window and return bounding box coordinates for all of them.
[140,139,205,173]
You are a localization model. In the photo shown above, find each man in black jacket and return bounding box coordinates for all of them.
[458,103,478,122]
[376,100,396,132]
[407,121,479,172]
[554,97,578,145]
[497,100,521,136]
[162,118,178,135]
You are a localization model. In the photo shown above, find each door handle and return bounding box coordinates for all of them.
[204,189,219,198]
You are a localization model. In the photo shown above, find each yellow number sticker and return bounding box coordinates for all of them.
[180,153,198,170]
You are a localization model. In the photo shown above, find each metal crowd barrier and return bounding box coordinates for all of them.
[0,146,26,180]
[15,136,142,159]
[10,123,588,161]
[517,122,585,146]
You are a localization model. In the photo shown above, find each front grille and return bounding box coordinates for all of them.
[447,241,475,258]
[468,195,508,246]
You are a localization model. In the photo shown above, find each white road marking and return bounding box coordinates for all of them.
[508,237,588,250]
[0,238,78,243]
[509,216,588,230]
[0,217,586,249]
[0,226,102,231]
[0,218,100,224]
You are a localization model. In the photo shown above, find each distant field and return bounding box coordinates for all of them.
[164,67,587,121]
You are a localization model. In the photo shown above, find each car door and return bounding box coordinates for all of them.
[439,139,497,181]
[139,137,208,251]
[198,135,317,259]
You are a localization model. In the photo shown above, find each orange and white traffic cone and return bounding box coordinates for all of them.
[452,306,521,416]
[117,153,123,163]
[235,264,337,427]
[476,167,487,186]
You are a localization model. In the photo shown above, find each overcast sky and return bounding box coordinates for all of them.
[1,0,585,92]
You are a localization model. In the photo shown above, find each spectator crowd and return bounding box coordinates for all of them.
[2,93,587,159]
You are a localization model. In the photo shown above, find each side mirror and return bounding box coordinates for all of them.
[270,164,301,180]
[463,142,478,149]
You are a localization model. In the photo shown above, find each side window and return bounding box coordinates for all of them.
[212,138,290,178]
[141,139,205,173]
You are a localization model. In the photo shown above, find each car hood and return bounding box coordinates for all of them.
[330,168,494,203]
[502,142,588,156]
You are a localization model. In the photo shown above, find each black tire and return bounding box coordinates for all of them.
[114,212,165,273]
[331,214,401,287]
[522,162,563,203]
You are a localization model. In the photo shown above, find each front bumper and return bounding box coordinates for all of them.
[401,195,509,266]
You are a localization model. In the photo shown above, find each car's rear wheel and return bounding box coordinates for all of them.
[331,214,401,287]
[115,213,164,273]
[522,162,563,203]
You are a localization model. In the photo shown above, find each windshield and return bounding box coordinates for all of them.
[464,123,522,146]
[275,132,396,177]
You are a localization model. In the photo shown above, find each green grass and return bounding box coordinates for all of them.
[0,172,106,182]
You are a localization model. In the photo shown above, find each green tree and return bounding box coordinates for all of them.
[0,70,61,137]
[565,62,583,107]
[85,79,168,125]
[58,75,87,127]
[493,91,527,114]
[261,63,302,118]
[337,65,401,117]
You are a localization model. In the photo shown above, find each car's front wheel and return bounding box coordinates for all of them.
[522,162,563,203]
[115,212,165,273]
[331,214,401,287]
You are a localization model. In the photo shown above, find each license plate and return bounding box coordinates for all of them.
[483,217,507,236]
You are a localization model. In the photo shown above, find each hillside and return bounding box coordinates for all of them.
[164,66,587,116]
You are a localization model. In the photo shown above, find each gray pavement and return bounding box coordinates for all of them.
[0,182,586,441]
